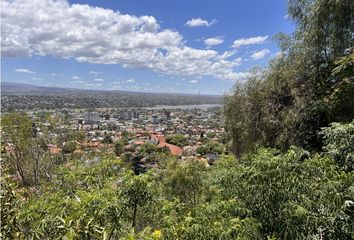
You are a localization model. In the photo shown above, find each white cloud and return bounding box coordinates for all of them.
[251,49,270,60]
[72,76,81,80]
[185,18,217,28]
[89,71,102,76]
[204,37,224,47]
[32,77,42,80]
[189,80,198,84]
[126,78,135,83]
[94,78,104,82]
[232,36,268,48]
[14,68,35,74]
[50,73,56,76]
[216,50,236,60]
[110,81,121,85]
[75,80,85,84]
[2,0,249,82]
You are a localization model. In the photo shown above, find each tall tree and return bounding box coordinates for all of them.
[2,113,49,186]
[224,0,354,155]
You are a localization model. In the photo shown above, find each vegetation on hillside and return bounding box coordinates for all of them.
[1,0,353,239]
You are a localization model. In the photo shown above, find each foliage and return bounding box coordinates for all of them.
[114,140,126,156]
[320,120,354,171]
[139,143,158,155]
[121,173,155,228]
[121,130,129,139]
[160,158,206,205]
[205,131,216,139]
[102,135,113,144]
[13,158,128,239]
[2,144,353,239]
[160,199,261,240]
[62,141,77,154]
[224,0,354,155]
[0,176,20,240]
[327,49,354,122]
[210,147,354,239]
[2,112,50,186]
[166,134,188,147]
[197,141,224,156]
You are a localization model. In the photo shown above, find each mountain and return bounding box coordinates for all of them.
[1,82,222,111]
[1,82,125,96]
[1,82,220,97]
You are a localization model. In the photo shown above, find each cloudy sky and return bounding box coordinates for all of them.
[1,0,293,95]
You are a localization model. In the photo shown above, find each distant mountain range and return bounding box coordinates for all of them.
[1,82,220,97]
[1,82,82,95]
[1,82,222,111]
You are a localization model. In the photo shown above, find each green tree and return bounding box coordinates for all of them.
[327,49,354,122]
[210,147,354,239]
[197,141,224,156]
[0,176,20,239]
[321,120,354,171]
[2,112,49,186]
[62,141,77,154]
[114,140,126,156]
[161,159,206,205]
[139,143,158,155]
[15,158,126,239]
[224,0,354,155]
[206,131,216,139]
[166,134,188,147]
[121,173,154,228]
[102,135,113,144]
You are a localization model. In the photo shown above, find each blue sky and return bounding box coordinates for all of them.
[1,0,294,95]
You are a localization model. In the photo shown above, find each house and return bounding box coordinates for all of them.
[150,133,183,155]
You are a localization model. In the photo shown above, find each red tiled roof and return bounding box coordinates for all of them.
[157,135,166,143]
[150,133,182,155]
[134,141,145,145]
[150,134,166,143]
[158,142,183,155]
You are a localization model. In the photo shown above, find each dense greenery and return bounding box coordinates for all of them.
[196,141,224,156]
[1,142,353,239]
[165,134,189,148]
[224,0,354,156]
[114,140,126,156]
[320,120,354,172]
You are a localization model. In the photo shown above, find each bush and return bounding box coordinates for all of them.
[320,120,354,171]
[62,141,77,154]
[197,141,224,156]
[114,140,126,156]
[166,134,188,147]
[210,147,354,239]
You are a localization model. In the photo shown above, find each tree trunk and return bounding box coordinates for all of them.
[15,159,27,186]
[13,152,28,186]
[132,205,137,228]
[33,153,39,184]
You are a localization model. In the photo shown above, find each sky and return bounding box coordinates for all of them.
[1,0,294,95]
